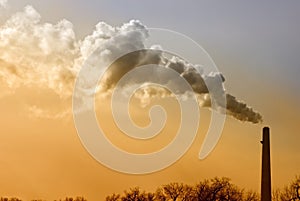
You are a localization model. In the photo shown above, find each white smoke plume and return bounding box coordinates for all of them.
[0,5,262,123]
[0,0,7,8]
[0,6,79,97]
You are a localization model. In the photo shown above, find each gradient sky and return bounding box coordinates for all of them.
[0,1,299,200]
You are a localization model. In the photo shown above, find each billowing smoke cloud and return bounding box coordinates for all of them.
[0,6,78,97]
[99,49,262,123]
[0,0,7,8]
[0,5,262,123]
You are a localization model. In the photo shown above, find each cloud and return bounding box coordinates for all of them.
[0,5,262,123]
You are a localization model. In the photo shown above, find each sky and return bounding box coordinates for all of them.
[0,1,299,200]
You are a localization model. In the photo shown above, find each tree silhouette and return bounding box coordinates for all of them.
[56,197,87,201]
[120,187,154,201]
[106,193,121,201]
[155,188,167,201]
[103,177,262,201]
[243,191,259,201]
[159,183,186,201]
[0,198,22,201]
[193,177,246,201]
[1,175,300,201]
[279,176,300,201]
[156,183,196,201]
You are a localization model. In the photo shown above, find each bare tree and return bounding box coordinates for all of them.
[280,176,300,201]
[121,187,149,201]
[194,179,211,201]
[159,183,186,201]
[58,197,86,201]
[244,190,259,201]
[73,197,87,201]
[155,188,167,201]
[272,188,282,201]
[193,177,249,201]
[181,185,195,201]
[0,198,22,201]
[106,193,121,201]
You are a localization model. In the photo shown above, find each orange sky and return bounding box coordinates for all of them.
[0,84,299,200]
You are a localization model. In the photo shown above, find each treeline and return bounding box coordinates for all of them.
[0,197,87,201]
[0,176,299,201]
[106,178,255,201]
[105,176,300,201]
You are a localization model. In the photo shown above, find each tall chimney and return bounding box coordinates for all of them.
[261,127,271,201]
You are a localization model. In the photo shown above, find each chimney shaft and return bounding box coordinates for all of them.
[261,127,271,201]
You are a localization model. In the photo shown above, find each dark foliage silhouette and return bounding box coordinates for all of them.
[57,197,87,201]
[0,198,22,201]
[106,177,258,201]
[105,176,300,201]
[273,176,300,201]
[1,175,299,201]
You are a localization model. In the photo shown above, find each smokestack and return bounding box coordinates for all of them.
[261,127,271,201]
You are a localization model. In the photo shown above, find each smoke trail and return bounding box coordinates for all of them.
[0,5,262,123]
[94,48,262,123]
